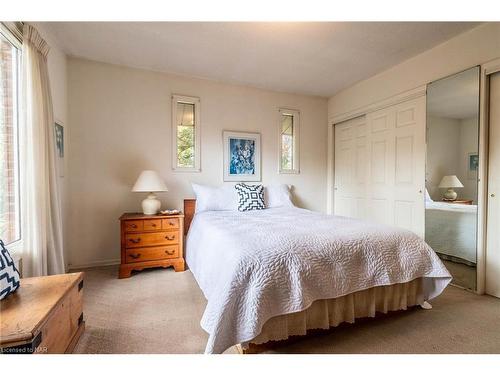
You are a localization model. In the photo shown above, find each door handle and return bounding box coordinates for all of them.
[491,193,496,198]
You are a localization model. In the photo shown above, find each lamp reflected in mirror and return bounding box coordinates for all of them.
[425,66,480,291]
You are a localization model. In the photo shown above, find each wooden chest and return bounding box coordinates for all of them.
[0,272,85,354]
[119,213,185,278]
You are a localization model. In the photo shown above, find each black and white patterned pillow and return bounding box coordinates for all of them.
[235,183,265,212]
[0,239,21,300]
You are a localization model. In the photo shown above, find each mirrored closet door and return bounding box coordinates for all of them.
[425,67,480,290]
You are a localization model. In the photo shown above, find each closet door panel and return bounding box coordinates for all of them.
[486,72,500,298]
[393,97,426,237]
[334,96,425,237]
[334,117,366,219]
[368,107,395,226]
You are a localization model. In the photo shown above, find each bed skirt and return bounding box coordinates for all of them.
[247,278,424,346]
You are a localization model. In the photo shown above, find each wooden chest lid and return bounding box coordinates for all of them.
[0,272,84,346]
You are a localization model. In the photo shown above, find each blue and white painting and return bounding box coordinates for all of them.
[229,138,255,175]
[223,131,261,181]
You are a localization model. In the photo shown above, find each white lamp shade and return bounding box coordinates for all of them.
[132,170,168,192]
[438,175,464,189]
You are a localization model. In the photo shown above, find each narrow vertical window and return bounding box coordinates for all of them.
[172,95,200,172]
[0,28,21,246]
[279,108,300,174]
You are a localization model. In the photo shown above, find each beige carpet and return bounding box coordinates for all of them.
[73,265,500,354]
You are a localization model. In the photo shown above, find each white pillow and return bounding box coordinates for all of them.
[264,184,294,208]
[192,183,238,213]
[425,188,433,203]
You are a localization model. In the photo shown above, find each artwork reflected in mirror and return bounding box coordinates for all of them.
[425,66,480,290]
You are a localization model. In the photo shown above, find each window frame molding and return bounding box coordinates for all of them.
[1,24,23,255]
[171,94,201,172]
[278,108,300,174]
[0,22,22,48]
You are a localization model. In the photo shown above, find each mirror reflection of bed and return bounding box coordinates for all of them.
[425,192,477,290]
[425,67,480,290]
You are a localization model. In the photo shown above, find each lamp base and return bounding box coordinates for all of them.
[141,193,161,215]
[443,188,457,201]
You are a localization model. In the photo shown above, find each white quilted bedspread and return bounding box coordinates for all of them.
[186,207,452,354]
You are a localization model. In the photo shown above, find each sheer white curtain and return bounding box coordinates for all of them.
[20,24,64,276]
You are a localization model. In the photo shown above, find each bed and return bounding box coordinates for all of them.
[425,200,477,265]
[184,199,452,354]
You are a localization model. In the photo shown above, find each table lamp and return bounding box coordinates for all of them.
[132,170,168,214]
[438,175,463,201]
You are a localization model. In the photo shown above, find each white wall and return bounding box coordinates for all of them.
[67,58,328,268]
[458,117,479,201]
[426,116,460,201]
[426,116,479,202]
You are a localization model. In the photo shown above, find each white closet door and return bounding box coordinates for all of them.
[367,106,395,226]
[334,115,368,219]
[393,98,426,236]
[334,96,425,237]
[486,72,500,298]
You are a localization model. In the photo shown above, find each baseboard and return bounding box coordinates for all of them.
[68,258,121,270]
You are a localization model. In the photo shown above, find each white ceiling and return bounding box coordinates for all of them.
[45,22,481,97]
[427,67,480,119]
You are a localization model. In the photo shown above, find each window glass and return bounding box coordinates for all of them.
[281,114,294,171]
[176,102,195,168]
[0,32,21,245]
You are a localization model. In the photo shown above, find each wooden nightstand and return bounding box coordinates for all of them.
[442,199,474,205]
[119,213,185,278]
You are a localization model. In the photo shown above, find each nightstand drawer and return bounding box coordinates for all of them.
[125,231,179,248]
[125,245,179,263]
[124,220,143,232]
[162,218,179,230]
[143,219,162,231]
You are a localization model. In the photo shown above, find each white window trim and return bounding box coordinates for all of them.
[278,108,300,174]
[171,94,201,172]
[0,23,22,49]
[1,25,23,258]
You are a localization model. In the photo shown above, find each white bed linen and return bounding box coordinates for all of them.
[186,207,452,354]
[425,202,478,264]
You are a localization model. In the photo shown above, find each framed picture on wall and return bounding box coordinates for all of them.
[223,131,261,181]
[468,152,479,180]
[55,121,64,177]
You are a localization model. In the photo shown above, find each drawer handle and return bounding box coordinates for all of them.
[165,249,176,255]
[129,238,141,244]
[151,223,157,227]
[130,224,137,228]
[129,253,141,259]
[168,221,175,226]
[165,235,176,241]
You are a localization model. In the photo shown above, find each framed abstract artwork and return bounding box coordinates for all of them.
[55,121,64,177]
[223,131,261,181]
